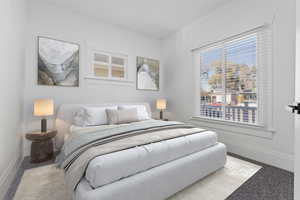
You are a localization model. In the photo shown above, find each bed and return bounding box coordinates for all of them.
[55,103,227,200]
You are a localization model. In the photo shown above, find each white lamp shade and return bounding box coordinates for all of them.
[34,99,54,117]
[156,99,167,110]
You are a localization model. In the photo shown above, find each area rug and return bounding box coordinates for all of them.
[13,156,261,200]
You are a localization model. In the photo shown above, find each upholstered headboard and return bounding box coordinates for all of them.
[54,103,152,149]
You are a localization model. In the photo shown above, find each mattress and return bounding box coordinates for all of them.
[85,130,218,188]
[75,143,227,200]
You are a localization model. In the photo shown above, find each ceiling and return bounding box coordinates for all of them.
[44,0,230,39]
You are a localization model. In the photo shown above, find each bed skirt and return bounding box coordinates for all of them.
[74,143,227,200]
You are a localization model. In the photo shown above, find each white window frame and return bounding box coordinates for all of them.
[86,49,129,82]
[192,25,274,138]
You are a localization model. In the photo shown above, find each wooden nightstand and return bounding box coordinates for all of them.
[25,130,57,163]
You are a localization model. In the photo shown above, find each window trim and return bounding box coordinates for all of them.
[190,116,274,139]
[192,25,274,131]
[87,49,129,82]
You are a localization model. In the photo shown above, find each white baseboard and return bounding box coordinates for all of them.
[225,141,294,172]
[0,148,23,200]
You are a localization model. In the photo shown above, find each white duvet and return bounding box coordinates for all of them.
[85,131,217,188]
[67,123,218,189]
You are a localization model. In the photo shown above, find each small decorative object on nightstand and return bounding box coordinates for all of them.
[156,99,167,120]
[26,130,57,163]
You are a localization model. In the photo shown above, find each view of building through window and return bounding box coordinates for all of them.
[200,34,258,124]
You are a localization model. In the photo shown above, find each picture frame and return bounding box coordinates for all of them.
[37,36,80,87]
[136,56,160,91]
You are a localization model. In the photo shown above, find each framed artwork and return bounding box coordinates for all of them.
[136,56,159,91]
[37,36,80,87]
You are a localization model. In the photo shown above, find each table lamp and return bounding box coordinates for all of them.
[156,99,167,120]
[34,99,54,132]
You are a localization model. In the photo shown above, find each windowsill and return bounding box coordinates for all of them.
[192,116,264,128]
[85,76,134,83]
[190,116,275,139]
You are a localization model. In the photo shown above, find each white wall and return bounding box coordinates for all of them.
[297,2,300,103]
[23,0,165,155]
[294,1,300,198]
[162,0,295,171]
[0,0,27,198]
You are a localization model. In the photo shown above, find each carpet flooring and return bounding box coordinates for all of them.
[226,154,294,200]
[4,153,294,200]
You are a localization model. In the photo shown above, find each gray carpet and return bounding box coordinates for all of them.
[226,154,294,200]
[5,153,294,200]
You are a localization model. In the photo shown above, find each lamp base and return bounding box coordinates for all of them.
[160,110,163,120]
[41,118,47,133]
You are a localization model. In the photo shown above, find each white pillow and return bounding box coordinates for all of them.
[106,108,139,125]
[73,106,118,126]
[118,105,150,121]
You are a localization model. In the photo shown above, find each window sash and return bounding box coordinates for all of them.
[90,50,128,80]
[199,33,259,125]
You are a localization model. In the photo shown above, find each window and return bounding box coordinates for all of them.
[90,51,128,80]
[196,28,272,126]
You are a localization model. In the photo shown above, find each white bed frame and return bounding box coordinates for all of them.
[55,103,227,200]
